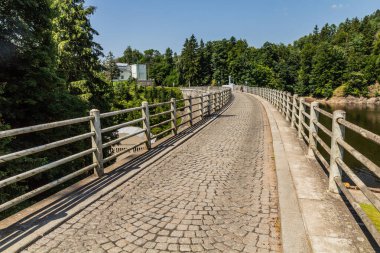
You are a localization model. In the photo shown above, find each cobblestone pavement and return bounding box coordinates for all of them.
[23,93,281,253]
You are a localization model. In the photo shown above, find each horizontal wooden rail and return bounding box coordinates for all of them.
[337,138,380,178]
[101,117,145,134]
[0,132,94,164]
[102,129,146,149]
[148,101,172,108]
[100,106,143,118]
[338,118,380,146]
[150,110,173,118]
[0,163,98,212]
[151,119,173,129]
[151,127,175,139]
[314,107,333,118]
[0,116,94,139]
[0,148,96,189]
[314,120,332,137]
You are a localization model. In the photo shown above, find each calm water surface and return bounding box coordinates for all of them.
[317,103,380,187]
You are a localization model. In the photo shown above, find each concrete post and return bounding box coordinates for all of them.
[189,95,193,125]
[308,101,319,157]
[170,98,177,135]
[90,109,104,177]
[286,92,291,121]
[298,98,305,139]
[291,94,298,128]
[329,110,346,193]
[142,101,151,150]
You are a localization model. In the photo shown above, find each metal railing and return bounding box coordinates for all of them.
[0,88,232,214]
[244,86,380,244]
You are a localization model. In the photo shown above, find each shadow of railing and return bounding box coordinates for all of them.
[0,94,234,251]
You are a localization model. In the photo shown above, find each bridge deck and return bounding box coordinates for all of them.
[21,93,281,252]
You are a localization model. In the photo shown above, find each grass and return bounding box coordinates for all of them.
[360,203,380,231]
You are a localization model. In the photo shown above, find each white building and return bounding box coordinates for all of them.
[114,63,147,81]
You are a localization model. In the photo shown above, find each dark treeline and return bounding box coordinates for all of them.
[121,10,380,98]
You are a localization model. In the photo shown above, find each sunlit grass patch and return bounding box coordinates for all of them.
[360,203,380,231]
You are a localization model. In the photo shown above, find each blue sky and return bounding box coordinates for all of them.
[86,0,379,57]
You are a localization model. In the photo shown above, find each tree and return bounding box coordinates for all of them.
[180,35,199,86]
[119,46,143,64]
[51,0,111,111]
[310,43,346,97]
[0,0,89,217]
[103,52,120,82]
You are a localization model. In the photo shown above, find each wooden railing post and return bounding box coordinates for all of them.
[286,92,291,121]
[298,98,305,139]
[200,94,205,119]
[189,95,193,125]
[208,93,212,115]
[270,89,273,104]
[291,94,298,128]
[90,109,104,177]
[170,98,177,135]
[142,101,151,150]
[308,101,319,157]
[329,110,346,193]
[218,91,221,108]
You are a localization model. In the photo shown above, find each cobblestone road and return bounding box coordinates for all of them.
[24,93,281,253]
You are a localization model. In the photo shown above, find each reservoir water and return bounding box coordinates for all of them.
[317,103,380,188]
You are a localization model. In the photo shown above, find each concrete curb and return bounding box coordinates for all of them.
[249,93,312,253]
[2,99,234,253]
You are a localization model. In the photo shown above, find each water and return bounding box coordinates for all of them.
[316,103,380,188]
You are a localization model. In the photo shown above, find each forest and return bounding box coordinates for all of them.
[118,10,380,98]
[0,0,379,217]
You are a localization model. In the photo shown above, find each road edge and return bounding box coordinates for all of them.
[248,92,312,253]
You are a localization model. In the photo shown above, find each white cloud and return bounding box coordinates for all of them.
[331,3,344,9]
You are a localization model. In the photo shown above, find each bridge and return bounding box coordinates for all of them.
[0,87,379,252]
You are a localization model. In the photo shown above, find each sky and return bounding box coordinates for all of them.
[86,0,380,57]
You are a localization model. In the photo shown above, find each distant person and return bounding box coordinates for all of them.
[240,86,243,92]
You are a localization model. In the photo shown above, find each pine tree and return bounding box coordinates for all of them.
[104,52,120,82]
[51,0,111,111]
[180,35,199,86]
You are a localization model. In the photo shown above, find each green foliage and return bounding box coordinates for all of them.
[52,0,112,111]
[343,72,368,96]
[110,80,183,135]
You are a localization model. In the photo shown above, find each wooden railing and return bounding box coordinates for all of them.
[0,88,232,214]
[244,86,380,244]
